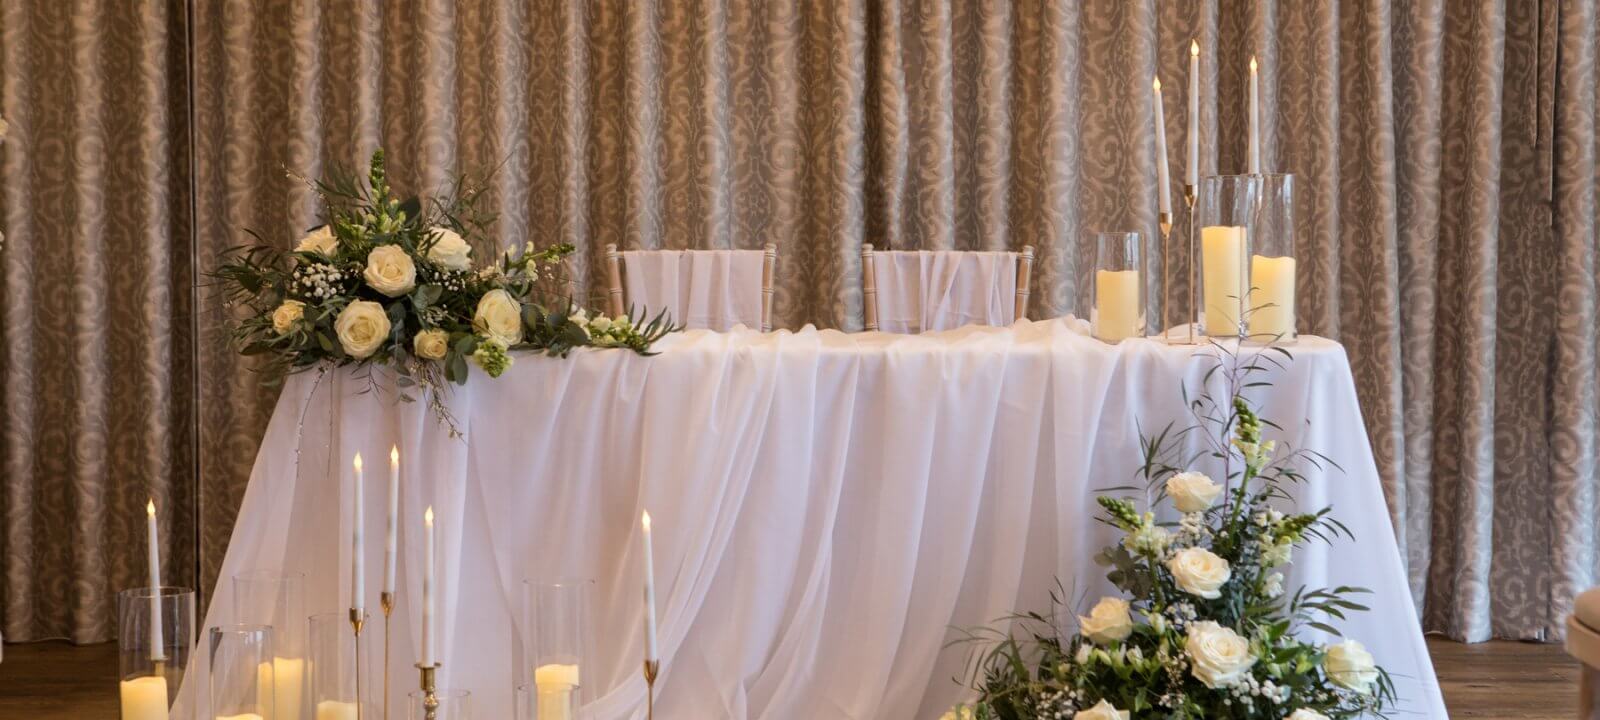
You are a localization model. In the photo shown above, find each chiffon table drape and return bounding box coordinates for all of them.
[179,318,1446,719]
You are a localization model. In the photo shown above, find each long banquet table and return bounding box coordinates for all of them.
[185,318,1447,719]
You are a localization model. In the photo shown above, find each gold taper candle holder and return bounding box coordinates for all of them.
[351,608,368,720]
[417,662,440,720]
[380,592,394,720]
[643,659,660,720]
[1158,210,1173,338]
[1175,184,1199,345]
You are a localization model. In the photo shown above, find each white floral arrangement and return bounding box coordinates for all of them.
[950,350,1395,720]
[212,150,673,430]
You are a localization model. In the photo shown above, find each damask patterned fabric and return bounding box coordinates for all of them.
[0,0,1596,645]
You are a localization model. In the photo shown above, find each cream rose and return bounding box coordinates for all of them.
[1074,699,1129,720]
[413,328,450,360]
[1325,640,1378,693]
[271,300,305,334]
[296,225,339,258]
[426,227,473,271]
[1185,621,1256,688]
[1167,546,1231,599]
[1287,710,1331,720]
[1167,471,1223,513]
[473,289,524,346]
[334,300,391,359]
[363,244,417,297]
[1078,597,1134,645]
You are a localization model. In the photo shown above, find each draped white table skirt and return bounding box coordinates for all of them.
[181,318,1446,719]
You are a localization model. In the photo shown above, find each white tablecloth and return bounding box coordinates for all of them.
[183,318,1446,719]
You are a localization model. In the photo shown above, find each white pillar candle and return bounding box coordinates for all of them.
[1249,255,1296,339]
[315,700,359,720]
[215,715,264,720]
[258,656,304,720]
[535,663,582,720]
[1248,56,1260,174]
[1153,77,1172,216]
[422,506,436,667]
[1094,270,1142,343]
[641,511,659,663]
[1201,226,1247,335]
[351,454,364,614]
[145,500,165,662]
[119,675,170,720]
[385,446,399,598]
[1187,40,1200,187]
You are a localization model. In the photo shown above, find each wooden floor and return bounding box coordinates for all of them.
[0,637,1581,718]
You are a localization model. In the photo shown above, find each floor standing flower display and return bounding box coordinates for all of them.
[951,347,1396,720]
[213,150,673,431]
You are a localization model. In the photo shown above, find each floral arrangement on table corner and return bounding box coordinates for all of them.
[210,149,675,432]
[947,346,1396,720]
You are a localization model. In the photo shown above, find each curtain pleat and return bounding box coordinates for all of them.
[0,0,1596,644]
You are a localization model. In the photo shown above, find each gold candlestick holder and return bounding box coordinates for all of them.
[1158,210,1172,338]
[417,662,440,720]
[643,659,660,720]
[1173,183,1199,345]
[380,592,394,720]
[351,608,368,720]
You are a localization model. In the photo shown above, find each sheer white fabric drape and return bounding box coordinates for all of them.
[869,251,1018,333]
[620,250,766,331]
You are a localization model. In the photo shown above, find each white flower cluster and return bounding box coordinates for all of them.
[292,262,350,300]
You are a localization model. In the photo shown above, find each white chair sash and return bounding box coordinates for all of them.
[620,250,766,331]
[870,250,1018,333]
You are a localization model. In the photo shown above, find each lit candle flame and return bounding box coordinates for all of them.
[390,445,399,465]
[642,510,652,531]
[1250,55,1258,73]
[353,452,363,472]
[1153,76,1161,92]
[1191,39,1199,57]
[146,499,155,516]
[425,506,434,526]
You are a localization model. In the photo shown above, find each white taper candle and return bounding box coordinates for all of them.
[1187,40,1200,187]
[641,511,659,663]
[423,506,436,666]
[1153,76,1172,216]
[385,446,398,597]
[145,500,165,662]
[1248,56,1260,174]
[352,453,364,613]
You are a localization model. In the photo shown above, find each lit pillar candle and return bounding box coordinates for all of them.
[120,675,170,720]
[315,700,359,720]
[535,663,582,720]
[641,511,659,663]
[385,446,399,598]
[215,715,263,720]
[1249,255,1296,339]
[422,506,436,667]
[145,500,165,662]
[351,454,364,614]
[1201,226,1246,335]
[1187,40,1200,187]
[1153,77,1172,216]
[1094,270,1142,343]
[259,657,304,720]
[1248,56,1260,174]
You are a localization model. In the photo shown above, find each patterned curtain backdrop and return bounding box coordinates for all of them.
[1,0,1597,645]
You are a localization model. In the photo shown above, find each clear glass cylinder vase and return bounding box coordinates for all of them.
[308,611,372,720]
[409,689,471,720]
[209,624,274,720]
[233,570,308,720]
[119,586,196,720]
[523,579,593,720]
[1247,173,1297,343]
[1090,231,1145,343]
[1196,174,1261,339]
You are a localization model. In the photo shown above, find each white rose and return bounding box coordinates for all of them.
[1262,572,1284,598]
[426,227,473,271]
[1074,699,1129,720]
[412,328,449,360]
[1287,710,1331,720]
[1325,640,1378,693]
[363,244,417,297]
[295,225,339,258]
[1185,621,1256,688]
[1167,547,1231,599]
[1078,597,1134,645]
[473,289,524,346]
[271,300,305,334]
[334,300,391,359]
[1167,471,1223,513]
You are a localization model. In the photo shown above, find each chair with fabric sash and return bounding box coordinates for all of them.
[860,245,1034,333]
[604,244,778,332]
